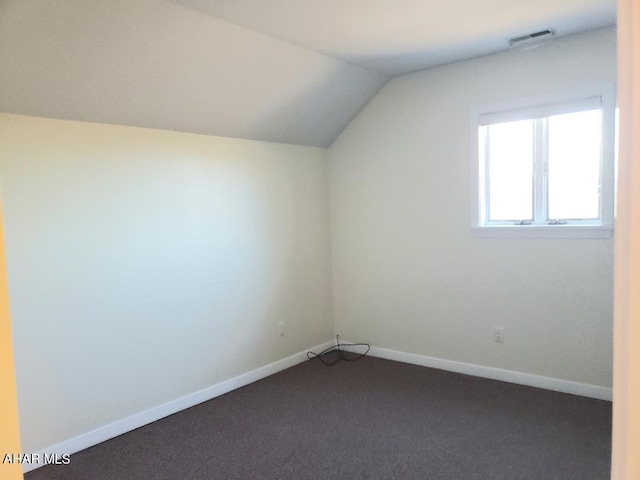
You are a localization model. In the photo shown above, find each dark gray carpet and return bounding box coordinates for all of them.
[25,355,611,480]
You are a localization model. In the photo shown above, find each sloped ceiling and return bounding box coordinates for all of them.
[0,0,616,147]
[0,0,387,147]
[177,0,616,75]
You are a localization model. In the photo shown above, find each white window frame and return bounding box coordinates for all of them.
[470,84,616,239]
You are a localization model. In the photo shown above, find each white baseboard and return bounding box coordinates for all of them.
[23,339,611,473]
[23,340,335,473]
[358,345,613,402]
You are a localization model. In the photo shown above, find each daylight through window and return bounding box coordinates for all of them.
[473,86,615,238]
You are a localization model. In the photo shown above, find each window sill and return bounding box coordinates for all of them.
[472,225,613,239]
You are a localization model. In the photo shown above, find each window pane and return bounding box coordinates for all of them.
[486,120,534,221]
[547,109,601,220]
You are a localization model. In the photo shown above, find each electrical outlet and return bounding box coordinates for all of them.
[278,321,285,337]
[494,327,504,343]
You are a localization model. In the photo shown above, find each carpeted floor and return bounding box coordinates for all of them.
[25,355,611,479]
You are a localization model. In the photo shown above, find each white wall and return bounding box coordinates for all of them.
[0,114,333,452]
[0,25,618,460]
[329,27,616,388]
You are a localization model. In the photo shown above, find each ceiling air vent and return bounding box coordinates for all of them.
[509,29,555,48]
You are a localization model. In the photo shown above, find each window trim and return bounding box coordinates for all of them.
[470,84,616,239]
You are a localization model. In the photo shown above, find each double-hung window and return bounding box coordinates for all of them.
[472,85,616,238]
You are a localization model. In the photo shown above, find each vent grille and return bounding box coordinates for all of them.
[509,29,555,47]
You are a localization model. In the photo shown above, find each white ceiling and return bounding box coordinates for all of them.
[0,0,616,147]
[0,0,387,147]
[172,0,617,75]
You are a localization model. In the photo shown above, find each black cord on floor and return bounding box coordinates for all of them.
[307,335,370,366]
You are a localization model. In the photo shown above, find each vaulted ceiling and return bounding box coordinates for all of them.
[0,0,616,147]
[173,0,617,75]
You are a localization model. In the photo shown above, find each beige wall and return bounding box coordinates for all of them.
[0,114,333,453]
[612,1,640,478]
[0,205,22,479]
[329,28,616,388]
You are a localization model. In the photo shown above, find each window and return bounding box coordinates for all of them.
[471,85,616,238]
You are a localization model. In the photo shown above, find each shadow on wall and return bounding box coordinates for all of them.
[163,0,390,146]
[244,61,388,148]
